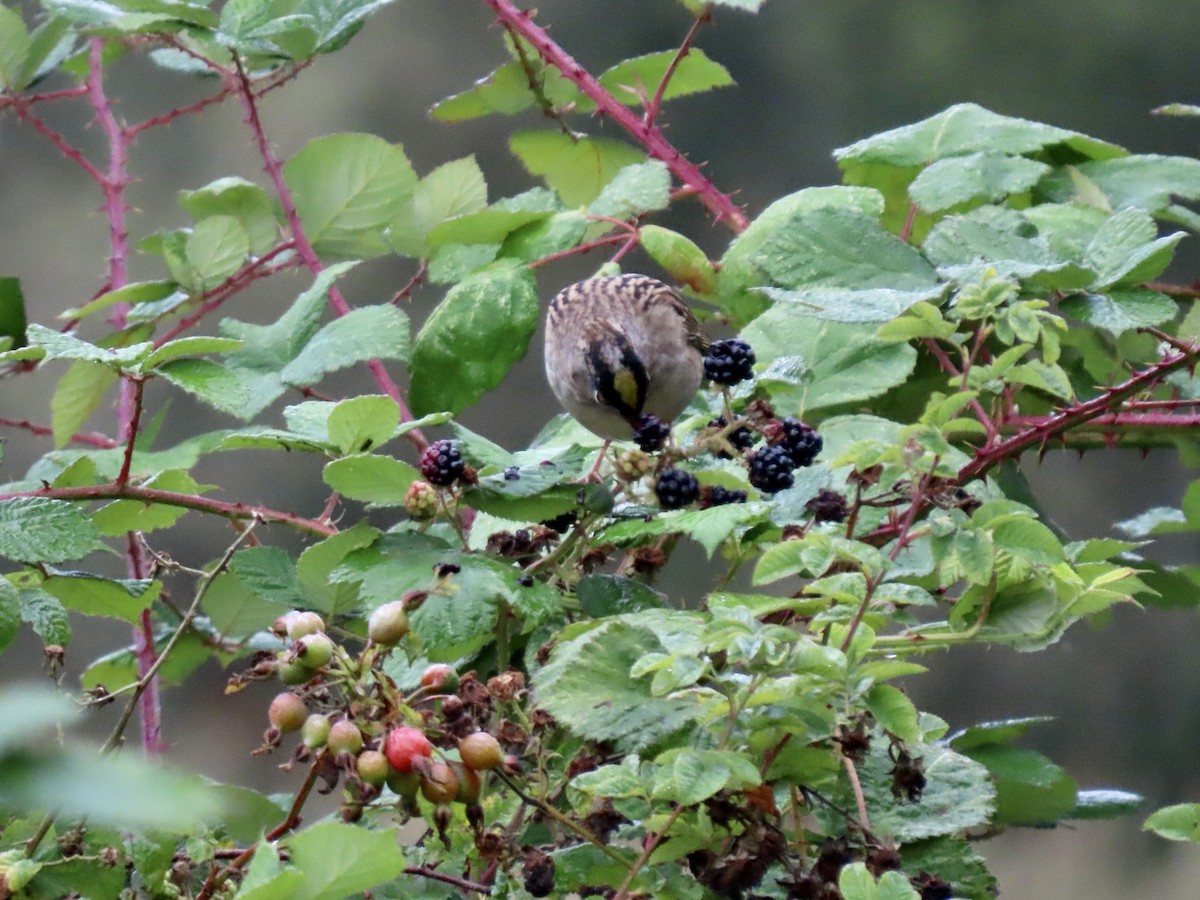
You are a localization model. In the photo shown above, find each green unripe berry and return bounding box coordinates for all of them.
[386,769,421,799]
[277,656,311,686]
[356,749,390,786]
[327,719,364,755]
[420,762,459,804]
[301,713,331,749]
[279,610,325,639]
[296,632,335,669]
[404,480,439,520]
[459,731,504,771]
[267,692,307,732]
[420,663,459,692]
[451,761,482,803]
[368,601,410,645]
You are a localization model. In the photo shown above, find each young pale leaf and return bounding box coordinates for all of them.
[139,336,244,371]
[282,821,406,900]
[92,469,212,535]
[184,214,250,292]
[0,498,101,564]
[389,155,488,255]
[909,152,1050,212]
[179,176,280,256]
[425,207,550,247]
[280,303,409,386]
[865,684,921,743]
[587,48,732,110]
[431,59,566,122]
[408,265,538,416]
[326,394,400,454]
[283,133,417,259]
[0,5,31,91]
[322,454,419,505]
[588,160,671,219]
[510,130,645,207]
[51,361,119,449]
[1144,803,1200,842]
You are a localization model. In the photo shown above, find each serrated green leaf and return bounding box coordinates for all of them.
[638,225,715,293]
[203,570,285,637]
[909,152,1050,212]
[601,502,768,558]
[232,545,305,607]
[283,821,406,900]
[50,360,119,449]
[425,207,549,247]
[183,215,250,292]
[139,336,244,371]
[17,588,71,648]
[865,683,920,743]
[1059,289,1177,337]
[41,573,159,622]
[325,394,400,454]
[322,454,419,505]
[577,574,666,616]
[283,133,416,259]
[25,323,152,366]
[389,155,488,255]
[947,716,1056,751]
[0,276,27,349]
[0,498,101,564]
[510,130,645,207]
[760,285,945,324]
[0,4,31,90]
[179,176,280,256]
[0,577,19,654]
[1083,207,1184,287]
[408,265,538,416]
[1145,803,1200,842]
[1042,154,1200,214]
[296,521,378,615]
[587,48,732,110]
[280,303,409,386]
[533,617,700,752]
[156,357,253,417]
[588,160,670,219]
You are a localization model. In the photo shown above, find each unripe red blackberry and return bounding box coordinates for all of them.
[747,445,794,494]
[301,713,331,749]
[368,600,410,645]
[703,338,756,385]
[418,439,466,486]
[420,762,459,804]
[327,719,364,755]
[654,468,699,510]
[268,692,307,733]
[459,732,504,771]
[403,480,438,519]
[356,749,390,787]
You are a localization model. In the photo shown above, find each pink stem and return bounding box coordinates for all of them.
[482,0,748,232]
[0,417,118,448]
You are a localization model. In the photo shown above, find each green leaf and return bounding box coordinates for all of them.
[533,616,701,752]
[41,573,159,622]
[947,716,1055,751]
[22,323,152,366]
[179,176,280,256]
[51,361,119,449]
[1041,154,1200,214]
[322,454,419,505]
[588,160,671,219]
[865,684,920,743]
[760,285,945,324]
[589,48,732,109]
[425,207,550,247]
[280,303,409,386]
[1059,289,1176,337]
[741,312,916,412]
[139,336,244,371]
[222,261,358,417]
[0,498,101,564]
[408,265,538,416]
[653,748,731,805]
[389,155,488,255]
[601,502,769,557]
[326,394,400,454]
[577,574,666,616]
[283,132,417,259]
[1069,788,1143,821]
[0,276,27,349]
[909,152,1051,212]
[510,130,645,207]
[1083,207,1184,287]
[0,578,19,655]
[156,357,254,418]
[232,545,305,607]
[0,4,31,91]
[836,102,1122,169]
[296,521,379,615]
[282,821,406,900]
[182,215,251,292]
[202,571,286,637]
[899,837,996,900]
[431,58,561,122]
[17,588,71,648]
[1145,803,1200,841]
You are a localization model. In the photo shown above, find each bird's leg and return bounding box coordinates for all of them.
[582,439,612,483]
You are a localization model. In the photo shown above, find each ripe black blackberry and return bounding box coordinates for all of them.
[704,485,748,507]
[708,416,756,456]
[418,439,465,486]
[654,468,700,509]
[776,417,823,467]
[746,445,794,494]
[703,339,756,386]
[632,414,670,452]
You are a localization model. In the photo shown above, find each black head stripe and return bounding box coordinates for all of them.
[587,332,647,421]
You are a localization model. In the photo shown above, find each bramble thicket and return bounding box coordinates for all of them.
[2,0,1200,897]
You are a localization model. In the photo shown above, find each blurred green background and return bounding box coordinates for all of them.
[4,0,1200,894]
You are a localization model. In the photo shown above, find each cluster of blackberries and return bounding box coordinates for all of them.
[418,439,467,486]
[632,414,670,452]
[704,485,747,507]
[654,468,700,510]
[708,416,757,457]
[745,418,824,493]
[704,339,756,386]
